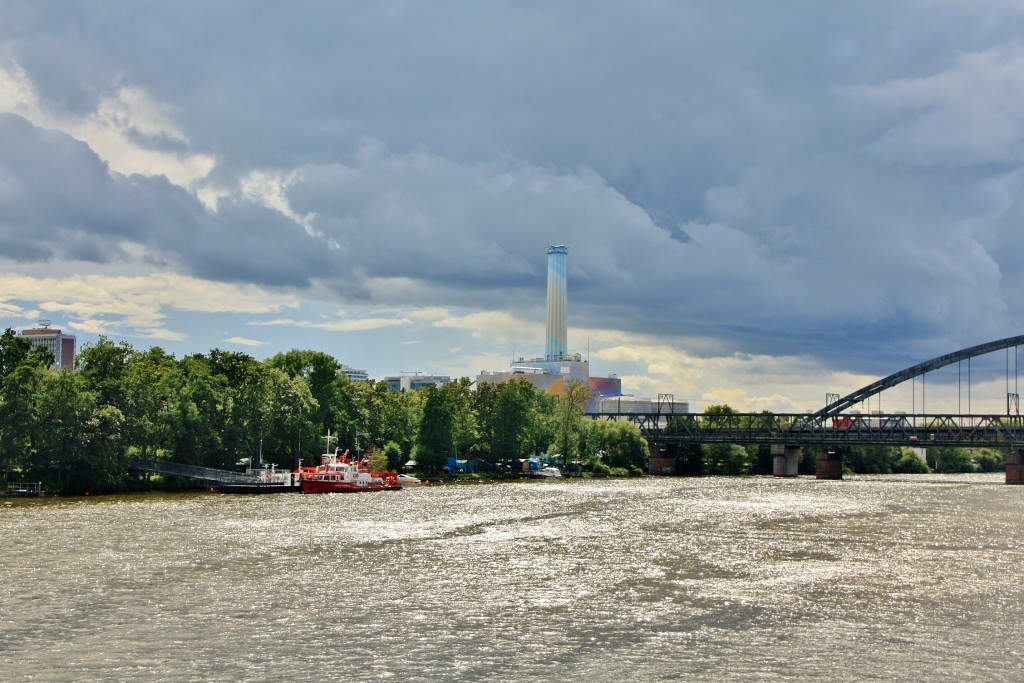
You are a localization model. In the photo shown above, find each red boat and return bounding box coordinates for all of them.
[298,433,400,493]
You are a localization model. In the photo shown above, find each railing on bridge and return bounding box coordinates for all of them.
[127,458,261,484]
[590,412,1024,448]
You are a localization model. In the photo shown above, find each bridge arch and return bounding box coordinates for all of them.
[812,335,1024,420]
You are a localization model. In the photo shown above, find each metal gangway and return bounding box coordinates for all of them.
[127,458,261,485]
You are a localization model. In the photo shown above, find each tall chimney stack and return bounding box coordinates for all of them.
[545,245,568,360]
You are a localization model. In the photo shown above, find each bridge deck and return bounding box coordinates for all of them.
[591,412,1024,448]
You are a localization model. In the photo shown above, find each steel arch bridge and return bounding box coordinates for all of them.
[592,335,1024,448]
[811,334,1024,420]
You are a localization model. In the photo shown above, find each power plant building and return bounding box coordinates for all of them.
[476,245,622,410]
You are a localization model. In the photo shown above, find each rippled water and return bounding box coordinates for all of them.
[2,474,1022,682]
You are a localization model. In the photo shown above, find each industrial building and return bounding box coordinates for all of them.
[476,245,622,410]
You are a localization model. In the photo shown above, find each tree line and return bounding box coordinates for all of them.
[0,330,648,495]
[1,330,1001,495]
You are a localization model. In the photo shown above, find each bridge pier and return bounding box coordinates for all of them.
[771,444,800,477]
[815,449,843,480]
[1007,450,1024,485]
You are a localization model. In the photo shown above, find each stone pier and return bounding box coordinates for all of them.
[1007,450,1023,485]
[815,449,843,480]
[771,444,800,477]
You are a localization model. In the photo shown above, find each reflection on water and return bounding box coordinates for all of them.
[2,474,1022,682]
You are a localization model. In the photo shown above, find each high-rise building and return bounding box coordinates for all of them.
[477,245,621,410]
[21,321,76,370]
[545,245,569,360]
[340,364,369,382]
[385,372,451,392]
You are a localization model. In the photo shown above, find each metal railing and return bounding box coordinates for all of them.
[127,459,260,484]
[592,412,1024,448]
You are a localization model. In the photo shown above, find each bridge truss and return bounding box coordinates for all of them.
[592,335,1024,449]
[595,412,1024,448]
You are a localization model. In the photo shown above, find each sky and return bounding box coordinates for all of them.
[2,0,1024,413]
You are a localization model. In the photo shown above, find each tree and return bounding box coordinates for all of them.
[31,369,98,494]
[123,347,176,461]
[260,368,318,468]
[552,381,592,463]
[488,379,537,464]
[267,349,343,439]
[207,349,274,467]
[77,337,133,412]
[702,443,749,475]
[416,386,455,472]
[443,378,478,460]
[159,355,226,467]
[663,415,705,476]
[701,405,750,475]
[0,329,50,482]
[587,420,648,474]
[381,440,404,471]
[845,445,898,474]
[892,448,930,474]
[930,446,975,473]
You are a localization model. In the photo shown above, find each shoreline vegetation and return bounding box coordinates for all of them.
[0,331,1003,497]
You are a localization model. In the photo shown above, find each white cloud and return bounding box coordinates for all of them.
[0,271,298,338]
[224,336,266,347]
[0,58,214,188]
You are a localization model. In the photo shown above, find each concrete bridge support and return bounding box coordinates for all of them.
[1007,450,1024,485]
[771,444,800,477]
[815,449,843,480]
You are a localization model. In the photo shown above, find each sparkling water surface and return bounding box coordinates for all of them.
[2,474,1022,682]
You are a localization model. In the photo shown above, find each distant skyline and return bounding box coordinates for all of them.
[3,1,1024,413]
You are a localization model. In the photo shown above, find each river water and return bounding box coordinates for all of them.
[2,474,1022,682]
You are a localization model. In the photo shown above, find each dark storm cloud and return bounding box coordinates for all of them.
[0,114,330,287]
[4,1,1024,375]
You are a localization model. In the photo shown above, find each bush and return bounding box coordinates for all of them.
[932,447,976,474]
[892,449,929,474]
[974,449,1004,472]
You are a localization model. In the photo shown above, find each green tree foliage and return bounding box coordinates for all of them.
[930,446,976,473]
[973,449,1003,472]
[260,369,318,468]
[586,420,648,474]
[701,405,750,475]
[77,337,133,412]
[159,355,227,467]
[844,445,899,474]
[267,350,339,425]
[702,443,750,475]
[663,415,704,475]
[31,369,101,494]
[488,378,539,464]
[443,378,478,459]
[382,440,404,471]
[552,381,592,463]
[416,385,455,472]
[0,329,49,482]
[892,448,930,474]
[15,333,1004,493]
[123,347,176,461]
